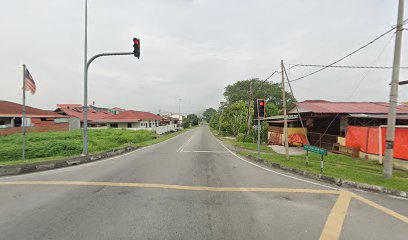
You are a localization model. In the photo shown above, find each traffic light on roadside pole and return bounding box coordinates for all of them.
[133,38,140,59]
[254,99,266,119]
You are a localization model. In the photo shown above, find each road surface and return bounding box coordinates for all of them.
[0,126,407,239]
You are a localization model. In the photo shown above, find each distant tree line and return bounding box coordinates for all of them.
[203,78,295,142]
[182,114,200,128]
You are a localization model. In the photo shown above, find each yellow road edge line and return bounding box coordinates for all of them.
[0,181,340,194]
[352,193,408,225]
[319,191,352,240]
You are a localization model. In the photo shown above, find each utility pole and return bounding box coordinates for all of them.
[247,80,253,136]
[178,98,182,125]
[82,0,88,156]
[281,60,289,160]
[383,0,404,179]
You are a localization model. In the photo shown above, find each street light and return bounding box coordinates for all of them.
[178,98,182,126]
[82,0,139,155]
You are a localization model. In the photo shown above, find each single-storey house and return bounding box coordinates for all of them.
[0,100,73,136]
[55,104,114,127]
[99,110,162,129]
[267,100,408,169]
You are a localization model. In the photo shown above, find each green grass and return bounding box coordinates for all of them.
[0,128,189,166]
[219,136,408,192]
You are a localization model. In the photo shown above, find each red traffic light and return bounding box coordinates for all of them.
[133,37,140,59]
[259,101,264,106]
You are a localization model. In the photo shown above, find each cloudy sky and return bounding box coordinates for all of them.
[1,0,407,115]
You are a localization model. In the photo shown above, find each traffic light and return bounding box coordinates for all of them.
[254,99,266,119]
[133,38,140,59]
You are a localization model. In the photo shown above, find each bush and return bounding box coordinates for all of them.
[182,120,190,129]
[236,133,245,142]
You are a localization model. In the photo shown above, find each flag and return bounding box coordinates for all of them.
[24,68,36,94]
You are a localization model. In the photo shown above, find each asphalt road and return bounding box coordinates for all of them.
[0,126,407,240]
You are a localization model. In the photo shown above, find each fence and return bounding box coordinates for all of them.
[0,123,69,136]
[152,124,177,134]
[124,124,177,135]
[307,132,338,150]
[346,125,408,161]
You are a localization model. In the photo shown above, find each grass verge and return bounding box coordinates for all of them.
[0,128,189,166]
[213,131,408,192]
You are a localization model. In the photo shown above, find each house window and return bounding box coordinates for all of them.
[127,123,132,128]
[111,123,118,128]
[149,121,152,128]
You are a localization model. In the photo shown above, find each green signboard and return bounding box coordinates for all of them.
[303,145,327,156]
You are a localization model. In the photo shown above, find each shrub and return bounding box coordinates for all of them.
[236,133,245,142]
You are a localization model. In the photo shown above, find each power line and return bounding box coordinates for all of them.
[289,18,408,83]
[288,64,408,69]
[282,63,309,144]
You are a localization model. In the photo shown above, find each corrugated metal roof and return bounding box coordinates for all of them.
[349,113,408,120]
[289,100,408,114]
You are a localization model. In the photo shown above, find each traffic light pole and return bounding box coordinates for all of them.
[82,51,133,155]
[257,118,261,155]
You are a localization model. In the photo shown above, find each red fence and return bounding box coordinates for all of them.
[0,123,69,136]
[345,126,408,161]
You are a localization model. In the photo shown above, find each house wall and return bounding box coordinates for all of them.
[108,120,161,129]
[306,116,341,135]
[268,127,308,146]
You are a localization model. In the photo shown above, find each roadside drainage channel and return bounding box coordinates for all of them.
[0,146,138,177]
[231,146,408,199]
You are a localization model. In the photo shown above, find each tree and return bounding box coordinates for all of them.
[220,101,247,136]
[187,114,199,126]
[182,120,190,129]
[209,111,220,129]
[223,78,296,112]
[202,108,217,122]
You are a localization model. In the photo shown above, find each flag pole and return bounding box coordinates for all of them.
[22,64,26,160]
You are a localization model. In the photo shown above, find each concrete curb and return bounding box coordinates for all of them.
[232,146,408,199]
[0,146,138,177]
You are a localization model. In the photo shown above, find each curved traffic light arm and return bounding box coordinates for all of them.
[82,51,134,155]
[86,52,134,70]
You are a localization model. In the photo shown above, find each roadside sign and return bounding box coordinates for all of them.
[303,145,327,173]
[303,145,327,156]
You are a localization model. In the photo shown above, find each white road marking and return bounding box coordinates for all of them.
[177,130,198,152]
[212,132,338,190]
[181,150,228,153]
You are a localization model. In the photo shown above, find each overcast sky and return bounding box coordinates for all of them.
[1,0,407,115]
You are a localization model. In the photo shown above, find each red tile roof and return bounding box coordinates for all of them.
[291,100,408,114]
[56,107,113,122]
[57,104,82,109]
[98,110,161,123]
[0,100,65,118]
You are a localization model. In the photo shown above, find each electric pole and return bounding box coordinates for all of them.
[178,98,182,124]
[281,60,289,160]
[383,0,404,179]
